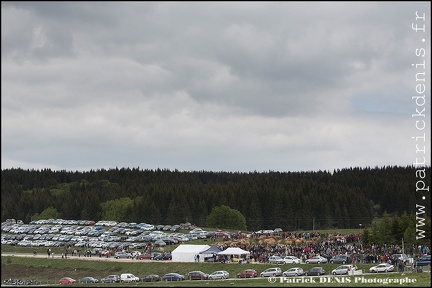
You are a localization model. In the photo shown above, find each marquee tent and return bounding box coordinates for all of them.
[171,244,210,262]
[199,245,222,255]
[217,247,250,256]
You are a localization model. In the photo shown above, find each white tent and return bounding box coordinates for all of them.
[171,244,210,262]
[217,247,250,256]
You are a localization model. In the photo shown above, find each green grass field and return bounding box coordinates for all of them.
[1,252,430,287]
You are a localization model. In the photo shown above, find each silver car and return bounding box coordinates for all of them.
[331,265,354,275]
[305,256,328,264]
[260,268,282,277]
[268,256,285,264]
[208,270,229,280]
[114,251,132,259]
[283,267,304,277]
[283,256,301,264]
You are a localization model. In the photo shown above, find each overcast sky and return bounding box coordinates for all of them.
[1,2,431,173]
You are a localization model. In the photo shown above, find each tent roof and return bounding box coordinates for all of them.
[172,244,210,254]
[199,245,222,254]
[217,247,250,255]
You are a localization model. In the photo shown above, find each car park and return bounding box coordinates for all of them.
[188,271,209,280]
[283,256,301,264]
[79,277,99,283]
[163,273,185,281]
[59,277,76,284]
[142,274,161,282]
[305,255,328,264]
[208,270,229,280]
[331,265,354,275]
[305,267,326,276]
[236,269,257,278]
[260,267,282,277]
[268,255,285,264]
[101,275,120,283]
[369,263,394,273]
[283,267,304,277]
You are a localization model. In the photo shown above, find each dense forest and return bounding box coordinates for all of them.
[1,166,430,231]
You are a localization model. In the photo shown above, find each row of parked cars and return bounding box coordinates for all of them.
[59,270,231,284]
[268,254,350,265]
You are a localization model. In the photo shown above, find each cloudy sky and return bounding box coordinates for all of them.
[1,2,431,173]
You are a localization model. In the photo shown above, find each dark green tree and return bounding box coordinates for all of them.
[206,205,246,230]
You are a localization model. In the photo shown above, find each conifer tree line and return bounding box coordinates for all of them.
[1,166,430,232]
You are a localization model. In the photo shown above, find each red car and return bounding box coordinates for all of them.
[236,269,257,278]
[137,253,152,260]
[59,277,76,284]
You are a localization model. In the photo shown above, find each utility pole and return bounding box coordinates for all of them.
[312,216,315,232]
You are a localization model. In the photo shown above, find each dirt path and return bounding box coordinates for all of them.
[1,252,154,262]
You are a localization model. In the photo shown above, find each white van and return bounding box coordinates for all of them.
[120,273,140,283]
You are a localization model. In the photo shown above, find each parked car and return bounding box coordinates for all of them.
[188,271,209,280]
[415,254,431,266]
[153,252,172,260]
[268,255,285,264]
[283,267,304,277]
[155,239,167,246]
[331,265,354,275]
[369,263,395,273]
[236,269,257,278]
[305,267,326,276]
[137,252,152,260]
[305,256,328,264]
[260,267,282,277]
[59,277,76,284]
[142,274,161,282]
[163,273,185,281]
[120,273,140,282]
[208,270,229,280]
[79,277,99,283]
[283,256,301,264]
[114,251,132,259]
[390,253,408,262]
[329,255,352,264]
[101,275,120,283]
